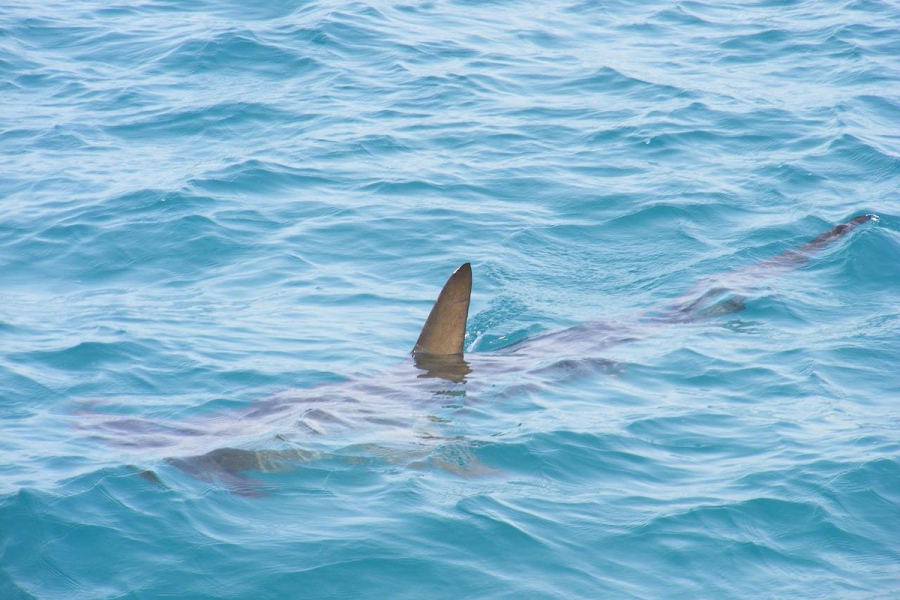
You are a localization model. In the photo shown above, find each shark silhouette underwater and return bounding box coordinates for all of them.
[82,215,875,494]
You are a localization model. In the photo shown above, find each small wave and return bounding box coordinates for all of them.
[103,101,296,140]
[189,159,336,195]
[153,29,320,78]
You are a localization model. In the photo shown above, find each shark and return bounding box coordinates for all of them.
[81,214,876,495]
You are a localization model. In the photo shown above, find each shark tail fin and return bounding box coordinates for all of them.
[412,263,472,356]
[794,214,875,255]
[757,214,876,272]
[656,214,877,323]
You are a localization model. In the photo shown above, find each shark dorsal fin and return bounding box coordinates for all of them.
[412,263,471,356]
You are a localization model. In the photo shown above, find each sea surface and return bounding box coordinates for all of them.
[2,0,899,598]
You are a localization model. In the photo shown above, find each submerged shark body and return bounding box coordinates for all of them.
[82,215,875,494]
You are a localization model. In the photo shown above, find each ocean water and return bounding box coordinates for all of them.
[2,0,900,597]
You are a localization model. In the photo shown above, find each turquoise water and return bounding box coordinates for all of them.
[2,0,900,597]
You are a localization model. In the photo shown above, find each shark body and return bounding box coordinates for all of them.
[83,215,875,494]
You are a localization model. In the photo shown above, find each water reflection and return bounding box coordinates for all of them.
[412,352,472,383]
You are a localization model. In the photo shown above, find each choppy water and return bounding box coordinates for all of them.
[2,0,900,598]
